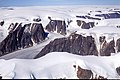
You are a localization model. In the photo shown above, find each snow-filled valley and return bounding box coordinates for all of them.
[0,5,120,79]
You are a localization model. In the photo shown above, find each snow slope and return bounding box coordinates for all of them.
[0,52,120,79]
[0,32,65,59]
[0,5,120,79]
[0,5,120,59]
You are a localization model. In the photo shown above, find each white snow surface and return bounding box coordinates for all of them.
[0,5,120,43]
[0,5,120,79]
[0,5,120,59]
[0,52,120,79]
[0,32,65,59]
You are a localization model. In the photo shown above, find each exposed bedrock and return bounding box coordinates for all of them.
[99,36,115,56]
[0,22,48,56]
[76,20,95,29]
[95,12,120,19]
[73,65,93,79]
[33,17,41,22]
[116,67,120,76]
[74,65,107,79]
[116,38,120,52]
[0,20,4,26]
[35,33,98,58]
[35,33,120,58]
[76,15,101,20]
[46,18,67,35]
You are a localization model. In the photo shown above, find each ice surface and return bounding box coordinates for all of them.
[0,5,120,79]
[0,52,120,79]
[0,5,120,61]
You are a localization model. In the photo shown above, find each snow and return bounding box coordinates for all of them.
[0,52,120,79]
[0,25,8,42]
[0,32,65,59]
[0,5,120,59]
[96,18,120,26]
[0,5,120,43]
[0,5,120,79]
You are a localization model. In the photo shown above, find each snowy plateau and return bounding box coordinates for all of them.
[0,5,120,79]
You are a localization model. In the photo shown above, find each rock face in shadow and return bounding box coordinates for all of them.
[116,38,120,52]
[99,36,120,56]
[76,15,101,20]
[99,36,115,56]
[35,34,119,59]
[34,33,98,58]
[116,67,120,76]
[0,23,48,56]
[95,12,120,19]
[73,65,107,79]
[31,23,47,44]
[75,65,93,79]
[46,19,67,35]
[76,20,95,29]
[33,17,41,22]
[0,21,4,26]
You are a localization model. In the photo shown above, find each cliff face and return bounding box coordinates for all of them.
[46,19,67,35]
[34,33,98,58]
[95,12,120,19]
[0,23,48,56]
[116,67,120,76]
[1,16,120,58]
[0,21,119,58]
[35,33,120,59]
[99,36,115,56]
[76,20,95,29]
[0,21,4,26]
[116,38,120,52]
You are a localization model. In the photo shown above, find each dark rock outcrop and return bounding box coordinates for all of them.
[0,21,4,26]
[95,11,102,13]
[20,23,33,48]
[6,28,18,53]
[8,23,19,33]
[0,35,9,55]
[95,12,120,19]
[116,38,120,52]
[35,34,118,58]
[31,23,47,43]
[34,33,98,58]
[73,65,107,79]
[76,16,86,19]
[76,20,95,29]
[99,36,106,44]
[116,67,120,76]
[100,36,115,56]
[16,23,26,48]
[0,74,2,79]
[46,19,67,35]
[33,18,41,22]
[0,22,48,56]
[116,26,120,28]
[73,65,93,79]
[85,15,101,20]
[76,15,101,20]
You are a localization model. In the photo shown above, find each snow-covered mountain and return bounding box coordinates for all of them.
[0,5,120,79]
